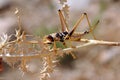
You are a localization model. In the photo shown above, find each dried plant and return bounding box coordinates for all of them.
[62,4,70,21]
[59,0,67,5]
[59,0,70,25]
[0,2,120,80]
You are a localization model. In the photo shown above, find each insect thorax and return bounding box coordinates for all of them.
[43,31,68,44]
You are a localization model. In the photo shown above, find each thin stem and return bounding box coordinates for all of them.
[0,39,120,58]
[15,8,22,30]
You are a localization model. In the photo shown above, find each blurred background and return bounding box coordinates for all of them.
[0,0,120,80]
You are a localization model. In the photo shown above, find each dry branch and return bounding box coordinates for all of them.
[0,39,120,58]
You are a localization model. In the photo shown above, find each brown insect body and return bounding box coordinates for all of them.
[43,9,99,48]
[43,31,68,44]
[43,30,90,44]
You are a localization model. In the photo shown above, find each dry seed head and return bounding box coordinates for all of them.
[15,8,19,15]
[59,0,67,5]
[0,33,9,49]
[62,4,70,20]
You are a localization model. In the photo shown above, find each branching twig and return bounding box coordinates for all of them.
[0,39,120,58]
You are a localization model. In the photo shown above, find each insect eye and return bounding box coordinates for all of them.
[47,35,54,41]
[47,42,52,44]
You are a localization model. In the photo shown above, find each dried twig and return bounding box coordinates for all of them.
[0,39,120,58]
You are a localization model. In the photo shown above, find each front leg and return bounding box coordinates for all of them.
[53,41,58,54]
[63,40,77,59]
